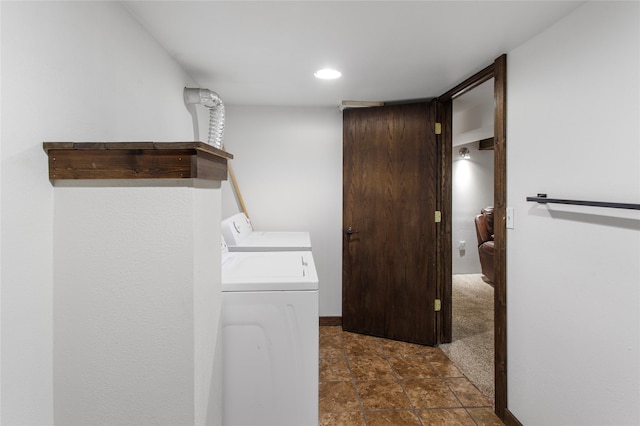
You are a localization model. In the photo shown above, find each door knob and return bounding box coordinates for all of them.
[346,226,359,235]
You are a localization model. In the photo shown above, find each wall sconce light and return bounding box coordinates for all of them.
[459,147,471,159]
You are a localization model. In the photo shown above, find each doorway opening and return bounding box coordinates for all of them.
[339,54,508,421]
[439,78,496,401]
[437,54,507,421]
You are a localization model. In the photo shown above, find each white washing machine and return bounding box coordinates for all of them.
[221,237,319,426]
[221,212,312,251]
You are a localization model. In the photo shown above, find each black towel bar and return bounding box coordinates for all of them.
[526,194,640,211]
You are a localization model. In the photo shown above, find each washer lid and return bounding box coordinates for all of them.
[228,231,311,251]
[222,251,318,292]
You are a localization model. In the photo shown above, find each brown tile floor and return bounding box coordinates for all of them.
[319,326,503,426]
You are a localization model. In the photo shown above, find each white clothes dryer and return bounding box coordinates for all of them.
[221,212,312,251]
[221,237,319,426]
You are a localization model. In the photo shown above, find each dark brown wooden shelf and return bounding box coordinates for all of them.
[43,142,233,182]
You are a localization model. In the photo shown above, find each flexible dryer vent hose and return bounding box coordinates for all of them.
[184,87,225,149]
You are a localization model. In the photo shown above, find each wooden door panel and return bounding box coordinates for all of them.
[342,103,438,345]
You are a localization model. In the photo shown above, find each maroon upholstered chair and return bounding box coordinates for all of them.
[474,207,495,283]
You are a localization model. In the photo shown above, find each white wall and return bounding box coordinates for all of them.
[1,2,221,424]
[507,2,639,424]
[452,142,494,274]
[193,183,223,426]
[53,182,221,426]
[452,79,495,148]
[221,106,343,316]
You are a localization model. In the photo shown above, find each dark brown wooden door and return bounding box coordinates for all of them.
[342,102,439,345]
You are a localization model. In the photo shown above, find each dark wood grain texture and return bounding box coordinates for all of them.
[438,63,495,102]
[343,103,438,345]
[478,137,495,150]
[319,317,343,326]
[437,99,453,344]
[493,53,508,421]
[43,141,232,181]
[504,409,524,426]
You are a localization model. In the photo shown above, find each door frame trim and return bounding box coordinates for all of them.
[437,54,508,420]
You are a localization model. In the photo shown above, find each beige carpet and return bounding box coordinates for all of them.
[439,274,494,401]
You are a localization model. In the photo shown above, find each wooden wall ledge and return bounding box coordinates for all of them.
[43,142,233,182]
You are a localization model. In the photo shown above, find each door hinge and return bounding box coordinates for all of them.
[434,122,442,135]
[434,299,442,312]
[434,210,441,223]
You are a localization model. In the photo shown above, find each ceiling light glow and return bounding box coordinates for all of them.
[314,68,342,79]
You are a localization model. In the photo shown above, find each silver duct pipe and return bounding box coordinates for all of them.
[184,87,225,149]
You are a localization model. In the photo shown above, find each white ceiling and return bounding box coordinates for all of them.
[124,1,584,108]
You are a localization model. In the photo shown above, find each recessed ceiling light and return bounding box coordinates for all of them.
[314,68,342,79]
